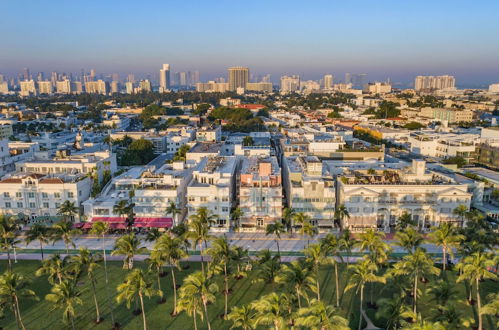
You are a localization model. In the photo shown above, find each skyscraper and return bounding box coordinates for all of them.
[344,73,351,84]
[22,68,30,81]
[280,75,300,94]
[323,74,333,90]
[159,64,170,92]
[228,66,249,91]
[414,75,455,91]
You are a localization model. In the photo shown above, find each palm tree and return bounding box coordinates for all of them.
[303,243,327,301]
[339,228,356,267]
[427,279,458,308]
[111,233,147,270]
[89,221,115,325]
[166,201,182,225]
[68,248,102,323]
[227,304,255,330]
[453,205,468,227]
[230,207,244,231]
[321,233,343,307]
[251,292,290,330]
[253,252,281,285]
[51,221,81,254]
[275,260,315,309]
[242,135,254,146]
[396,211,417,230]
[376,295,414,330]
[145,249,166,303]
[334,204,350,228]
[35,254,68,284]
[0,271,38,330]
[481,292,499,329]
[428,222,464,271]
[57,200,79,222]
[116,269,159,330]
[295,299,349,330]
[45,280,83,330]
[0,215,21,270]
[187,217,212,275]
[345,258,386,330]
[265,221,285,256]
[302,221,318,247]
[293,212,313,241]
[178,271,219,330]
[390,248,440,315]
[282,207,295,233]
[205,236,233,318]
[189,206,218,227]
[456,251,498,330]
[145,228,162,243]
[153,234,187,316]
[394,226,424,254]
[231,246,249,278]
[113,199,129,220]
[25,224,50,260]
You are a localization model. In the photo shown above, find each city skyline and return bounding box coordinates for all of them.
[1,1,499,87]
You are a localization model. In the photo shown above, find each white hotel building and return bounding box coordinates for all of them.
[0,173,91,220]
[187,156,240,231]
[337,160,472,232]
[282,156,336,232]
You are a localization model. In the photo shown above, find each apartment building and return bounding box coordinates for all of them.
[16,150,117,183]
[0,173,91,220]
[363,82,392,94]
[432,108,473,123]
[196,125,222,142]
[239,156,283,231]
[337,160,472,232]
[282,156,336,232]
[31,131,77,150]
[187,156,240,231]
[0,124,13,140]
[83,162,192,227]
[110,131,166,154]
[408,132,479,162]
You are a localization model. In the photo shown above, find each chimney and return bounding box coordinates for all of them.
[412,160,426,176]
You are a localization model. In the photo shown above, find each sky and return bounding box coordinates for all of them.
[1,0,499,87]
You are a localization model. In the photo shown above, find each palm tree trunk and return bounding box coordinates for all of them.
[276,239,280,256]
[139,293,147,330]
[316,267,321,301]
[224,264,228,318]
[70,315,76,330]
[335,263,340,307]
[39,241,44,260]
[199,242,205,275]
[203,300,211,330]
[296,288,302,309]
[193,306,198,330]
[7,247,12,271]
[442,246,447,271]
[358,285,364,330]
[171,267,178,315]
[90,277,101,323]
[13,296,24,330]
[102,235,115,325]
[476,278,482,330]
[413,274,418,314]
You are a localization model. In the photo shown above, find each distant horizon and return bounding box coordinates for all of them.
[1,0,498,87]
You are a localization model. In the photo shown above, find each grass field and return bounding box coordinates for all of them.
[0,259,497,329]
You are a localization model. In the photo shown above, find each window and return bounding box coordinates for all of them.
[222,207,229,212]
[16,192,22,198]
[67,192,74,198]
[3,192,9,198]
[29,202,36,208]
[188,196,195,202]
[42,192,48,198]
[55,203,60,208]
[5,202,11,208]
[27,192,35,198]
[200,197,207,202]
[17,202,23,208]
[43,202,49,208]
[257,218,264,227]
[54,192,61,198]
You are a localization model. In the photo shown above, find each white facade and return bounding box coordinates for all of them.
[187,156,239,231]
[338,161,472,232]
[0,173,91,220]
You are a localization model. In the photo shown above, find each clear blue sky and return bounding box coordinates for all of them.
[1,0,498,86]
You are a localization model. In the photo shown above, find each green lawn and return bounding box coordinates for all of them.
[0,260,497,329]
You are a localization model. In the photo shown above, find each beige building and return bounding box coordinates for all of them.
[85,80,108,94]
[20,80,37,96]
[432,108,473,123]
[363,82,392,94]
[56,80,72,94]
[228,66,249,91]
[415,75,455,91]
[239,156,283,231]
[38,81,53,94]
[246,82,273,92]
[196,81,229,93]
